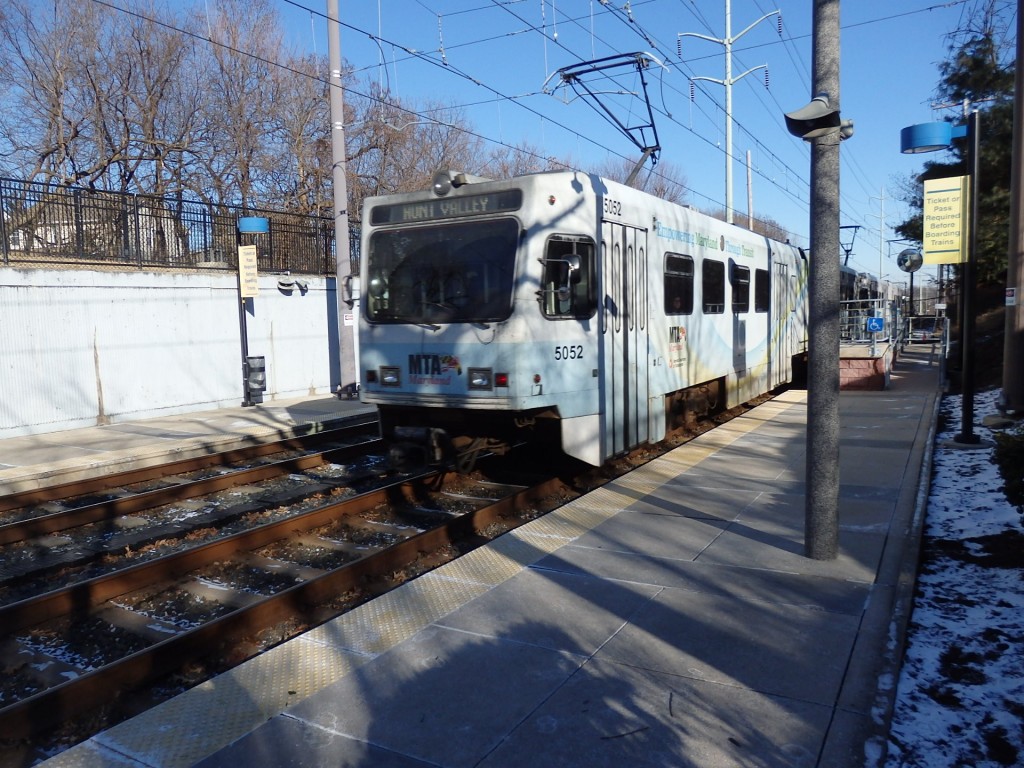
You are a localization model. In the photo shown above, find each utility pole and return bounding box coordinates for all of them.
[1001,0,1024,417]
[328,0,356,395]
[678,2,779,224]
[876,189,885,289]
[804,0,841,560]
[746,150,754,230]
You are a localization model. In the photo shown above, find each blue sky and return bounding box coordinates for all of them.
[274,0,998,282]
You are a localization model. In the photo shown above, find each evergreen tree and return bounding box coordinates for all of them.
[895,0,1015,287]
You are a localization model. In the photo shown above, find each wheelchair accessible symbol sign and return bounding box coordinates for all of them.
[866,316,885,333]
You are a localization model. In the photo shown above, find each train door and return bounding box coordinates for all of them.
[600,220,650,457]
[770,256,793,388]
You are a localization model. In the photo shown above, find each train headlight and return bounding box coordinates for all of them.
[381,367,401,386]
[432,169,453,196]
[469,368,493,391]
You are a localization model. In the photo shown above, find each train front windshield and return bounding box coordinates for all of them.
[364,218,519,324]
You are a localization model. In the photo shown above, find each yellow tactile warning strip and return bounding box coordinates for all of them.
[41,392,807,768]
[71,636,367,767]
[520,501,620,540]
[426,532,565,587]
[302,572,492,656]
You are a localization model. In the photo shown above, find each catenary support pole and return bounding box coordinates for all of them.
[680,1,777,225]
[805,0,841,560]
[747,150,754,229]
[328,0,356,395]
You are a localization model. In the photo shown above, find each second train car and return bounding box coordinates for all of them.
[357,169,809,470]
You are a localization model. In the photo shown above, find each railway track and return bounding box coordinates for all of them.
[0,421,576,760]
[0,395,769,763]
[0,412,380,518]
[0,422,384,591]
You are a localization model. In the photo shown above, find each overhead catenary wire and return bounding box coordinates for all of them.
[84,0,973,245]
[495,0,811,217]
[308,0,812,229]
[83,0,614,180]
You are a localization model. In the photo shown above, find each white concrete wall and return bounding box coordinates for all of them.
[0,267,343,438]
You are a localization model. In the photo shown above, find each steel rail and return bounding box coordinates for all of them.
[0,471,561,739]
[0,436,384,546]
[0,415,378,514]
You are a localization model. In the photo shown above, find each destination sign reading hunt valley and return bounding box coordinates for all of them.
[371,189,523,225]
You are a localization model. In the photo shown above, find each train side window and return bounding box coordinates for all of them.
[731,264,750,313]
[702,258,725,314]
[539,236,596,319]
[664,253,694,314]
[754,268,770,312]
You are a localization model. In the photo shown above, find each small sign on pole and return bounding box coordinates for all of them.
[238,244,259,298]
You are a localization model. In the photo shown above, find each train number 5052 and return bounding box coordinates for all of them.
[554,345,583,360]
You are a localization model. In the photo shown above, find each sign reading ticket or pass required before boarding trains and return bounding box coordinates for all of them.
[238,244,259,297]
[922,176,968,265]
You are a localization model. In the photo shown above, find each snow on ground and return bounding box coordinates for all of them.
[885,388,1024,767]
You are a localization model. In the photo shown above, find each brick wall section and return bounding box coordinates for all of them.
[840,355,890,390]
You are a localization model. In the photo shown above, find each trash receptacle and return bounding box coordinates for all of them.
[246,356,266,397]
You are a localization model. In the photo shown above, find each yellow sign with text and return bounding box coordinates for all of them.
[923,176,969,264]
[238,244,259,297]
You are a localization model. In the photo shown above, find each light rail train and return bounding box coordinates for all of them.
[357,170,811,470]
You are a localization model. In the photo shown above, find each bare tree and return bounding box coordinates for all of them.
[0,0,208,195]
[393,100,485,189]
[593,155,690,204]
[262,52,333,215]
[344,89,484,222]
[0,0,499,231]
[122,4,206,197]
[344,86,419,218]
[706,208,794,242]
[481,140,565,180]
[188,0,288,207]
[0,1,106,185]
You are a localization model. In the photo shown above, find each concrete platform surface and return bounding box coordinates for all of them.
[0,394,375,494]
[31,347,941,768]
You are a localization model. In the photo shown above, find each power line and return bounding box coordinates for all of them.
[87,0,969,244]
[100,0,707,209]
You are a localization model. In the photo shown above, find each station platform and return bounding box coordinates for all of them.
[28,347,942,768]
[0,394,376,495]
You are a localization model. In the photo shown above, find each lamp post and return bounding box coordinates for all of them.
[901,112,981,445]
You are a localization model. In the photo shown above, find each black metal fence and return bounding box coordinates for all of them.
[0,178,351,275]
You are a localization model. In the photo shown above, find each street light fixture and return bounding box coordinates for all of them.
[900,121,967,154]
[901,114,980,445]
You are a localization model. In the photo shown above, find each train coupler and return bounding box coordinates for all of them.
[390,426,451,470]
